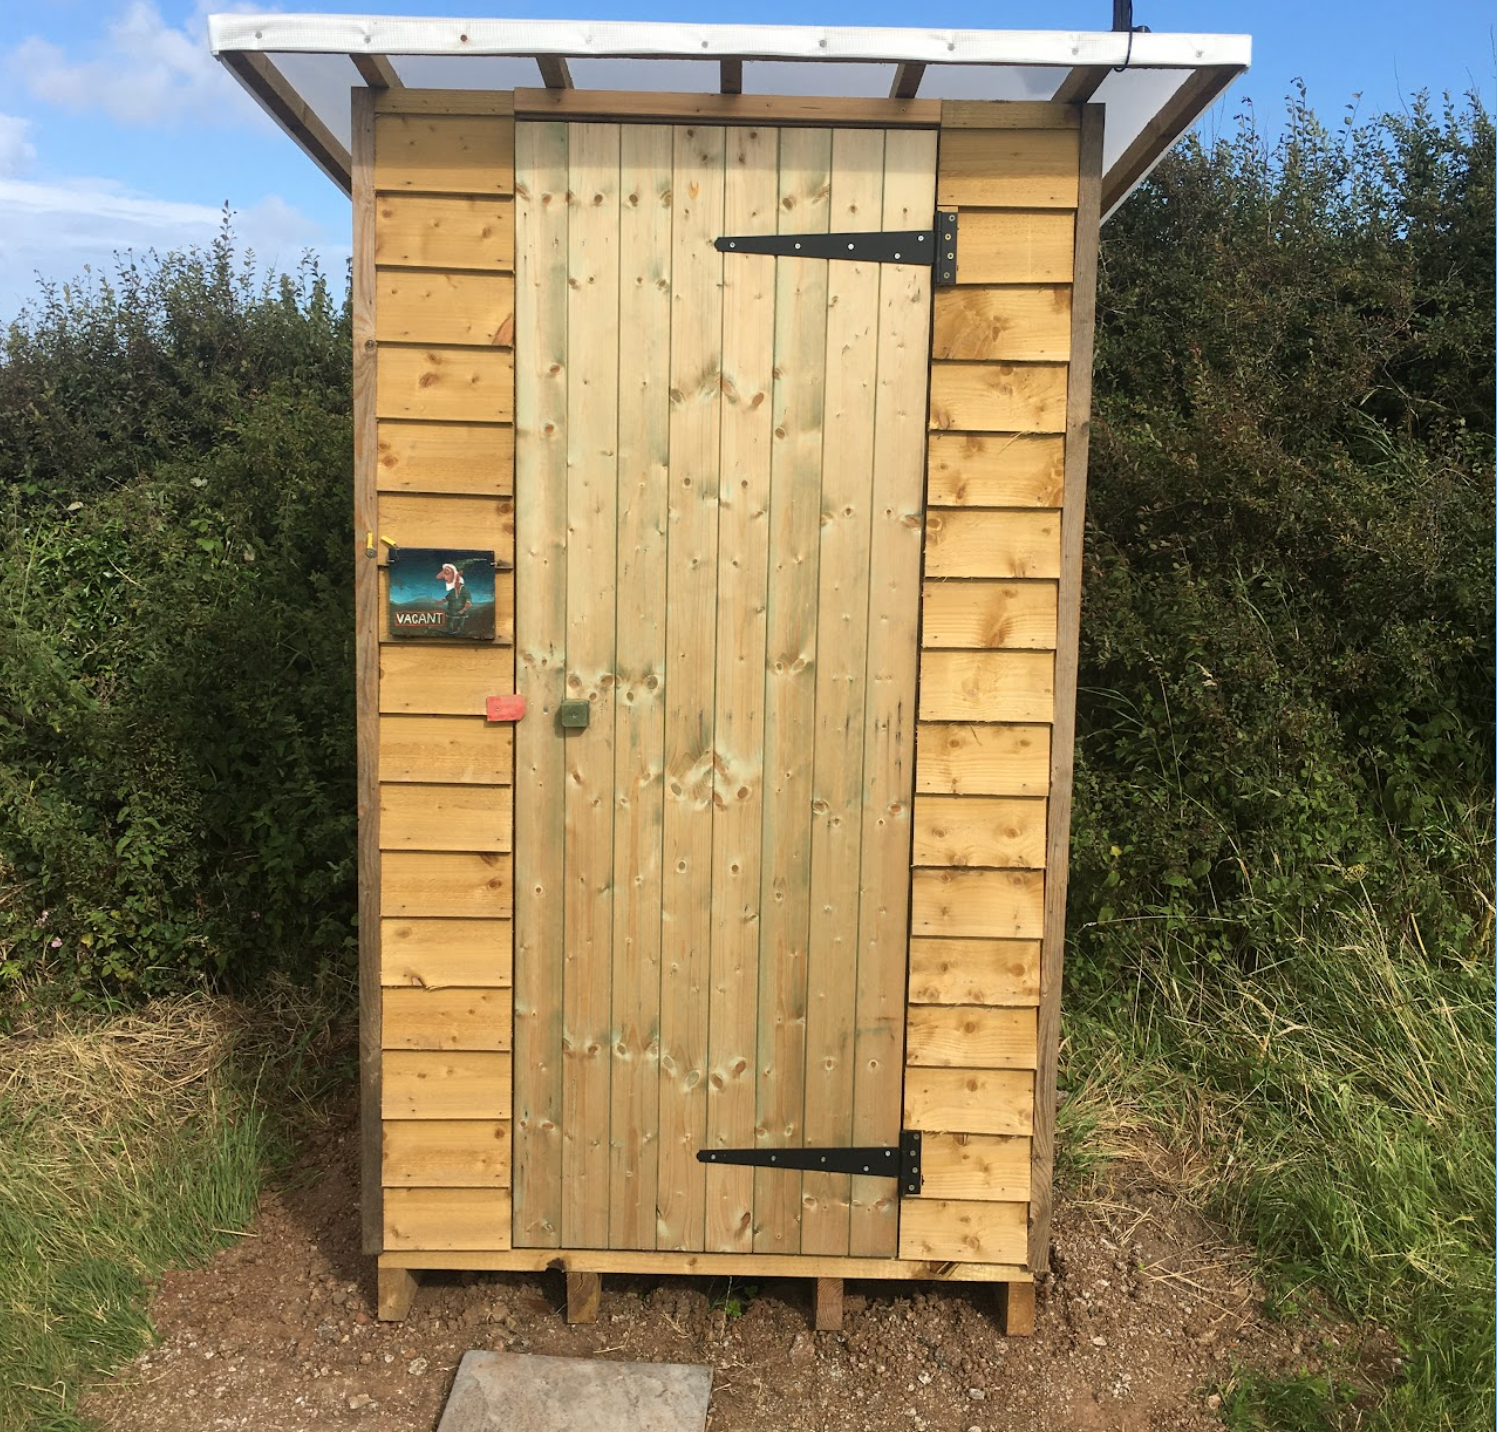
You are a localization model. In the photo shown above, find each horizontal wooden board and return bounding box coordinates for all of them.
[937,129,1080,209]
[917,1133,1031,1201]
[383,987,514,1050]
[926,433,1064,508]
[897,1197,1028,1263]
[912,795,1047,869]
[378,568,513,646]
[383,1120,512,1188]
[929,362,1068,434]
[922,580,1057,649]
[374,114,515,194]
[940,101,1080,130]
[908,936,1040,1006]
[376,271,515,347]
[955,210,1075,285]
[376,492,514,563]
[378,716,513,785]
[377,420,515,495]
[915,722,1051,796]
[382,1050,512,1119]
[375,91,517,117]
[513,88,942,128]
[904,1067,1034,1136]
[381,1247,1030,1282]
[918,651,1055,724]
[379,644,516,716]
[375,194,514,272]
[376,345,514,423]
[924,510,1061,580]
[380,851,512,918]
[379,783,512,852]
[932,286,1072,362]
[906,1005,1038,1069]
[381,917,513,988]
[911,868,1046,940]
[383,1187,513,1251]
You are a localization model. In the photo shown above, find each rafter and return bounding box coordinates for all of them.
[1101,65,1237,215]
[535,55,573,89]
[1050,65,1109,104]
[221,50,352,194]
[889,62,925,99]
[350,52,403,89]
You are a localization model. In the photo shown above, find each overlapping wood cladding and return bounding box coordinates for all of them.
[355,88,1097,1283]
[366,92,518,1255]
[900,103,1094,1268]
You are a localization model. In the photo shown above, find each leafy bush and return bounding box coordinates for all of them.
[0,229,355,995]
[1070,90,1494,994]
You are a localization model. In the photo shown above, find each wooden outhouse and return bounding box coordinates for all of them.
[212,14,1249,1330]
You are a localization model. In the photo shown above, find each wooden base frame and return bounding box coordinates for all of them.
[374,1253,1036,1334]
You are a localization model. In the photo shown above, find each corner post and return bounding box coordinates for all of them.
[1028,100,1105,1275]
[350,83,383,1257]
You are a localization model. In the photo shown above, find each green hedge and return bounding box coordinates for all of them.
[0,234,355,994]
[1070,90,1493,993]
[0,93,1490,1001]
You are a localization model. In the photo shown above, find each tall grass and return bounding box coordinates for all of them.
[0,979,352,1431]
[1065,845,1495,1430]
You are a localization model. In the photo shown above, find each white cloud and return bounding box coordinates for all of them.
[0,174,348,319]
[0,112,37,175]
[9,1,266,129]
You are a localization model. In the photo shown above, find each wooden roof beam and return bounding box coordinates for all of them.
[1101,65,1237,216]
[720,58,743,95]
[350,53,403,89]
[890,62,925,99]
[221,50,352,195]
[1050,65,1109,103]
[535,55,573,89]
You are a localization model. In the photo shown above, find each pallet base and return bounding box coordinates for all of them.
[374,1253,1036,1334]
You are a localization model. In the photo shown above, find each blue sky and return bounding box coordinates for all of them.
[0,2,1492,320]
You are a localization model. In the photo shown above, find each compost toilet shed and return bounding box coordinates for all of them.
[209,11,1251,1330]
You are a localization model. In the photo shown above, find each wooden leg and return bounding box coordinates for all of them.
[998,1281,1035,1336]
[813,1277,844,1331]
[566,1270,601,1325]
[377,1264,420,1323]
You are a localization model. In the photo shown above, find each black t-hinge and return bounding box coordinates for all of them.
[715,213,957,285]
[697,1129,923,1196]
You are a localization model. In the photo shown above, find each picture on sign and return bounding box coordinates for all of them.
[387,547,496,641]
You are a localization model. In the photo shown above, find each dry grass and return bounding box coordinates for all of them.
[0,975,354,1432]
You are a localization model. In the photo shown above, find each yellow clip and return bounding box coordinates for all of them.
[364,533,398,559]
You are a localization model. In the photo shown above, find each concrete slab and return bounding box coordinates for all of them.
[436,1349,712,1432]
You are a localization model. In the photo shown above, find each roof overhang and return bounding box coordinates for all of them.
[208,14,1250,220]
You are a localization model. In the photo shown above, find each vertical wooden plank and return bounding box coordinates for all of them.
[561,122,620,1252]
[1030,103,1103,1274]
[351,86,383,1258]
[801,125,884,1257]
[610,124,673,1251]
[656,125,727,1253]
[704,124,777,1254]
[754,125,832,1255]
[512,120,569,1249]
[851,127,938,1257]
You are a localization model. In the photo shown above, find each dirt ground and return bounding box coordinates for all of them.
[82,1102,1382,1432]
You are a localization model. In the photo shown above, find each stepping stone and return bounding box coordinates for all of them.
[436,1350,712,1432]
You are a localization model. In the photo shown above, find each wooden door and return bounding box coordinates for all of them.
[512,118,935,1257]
